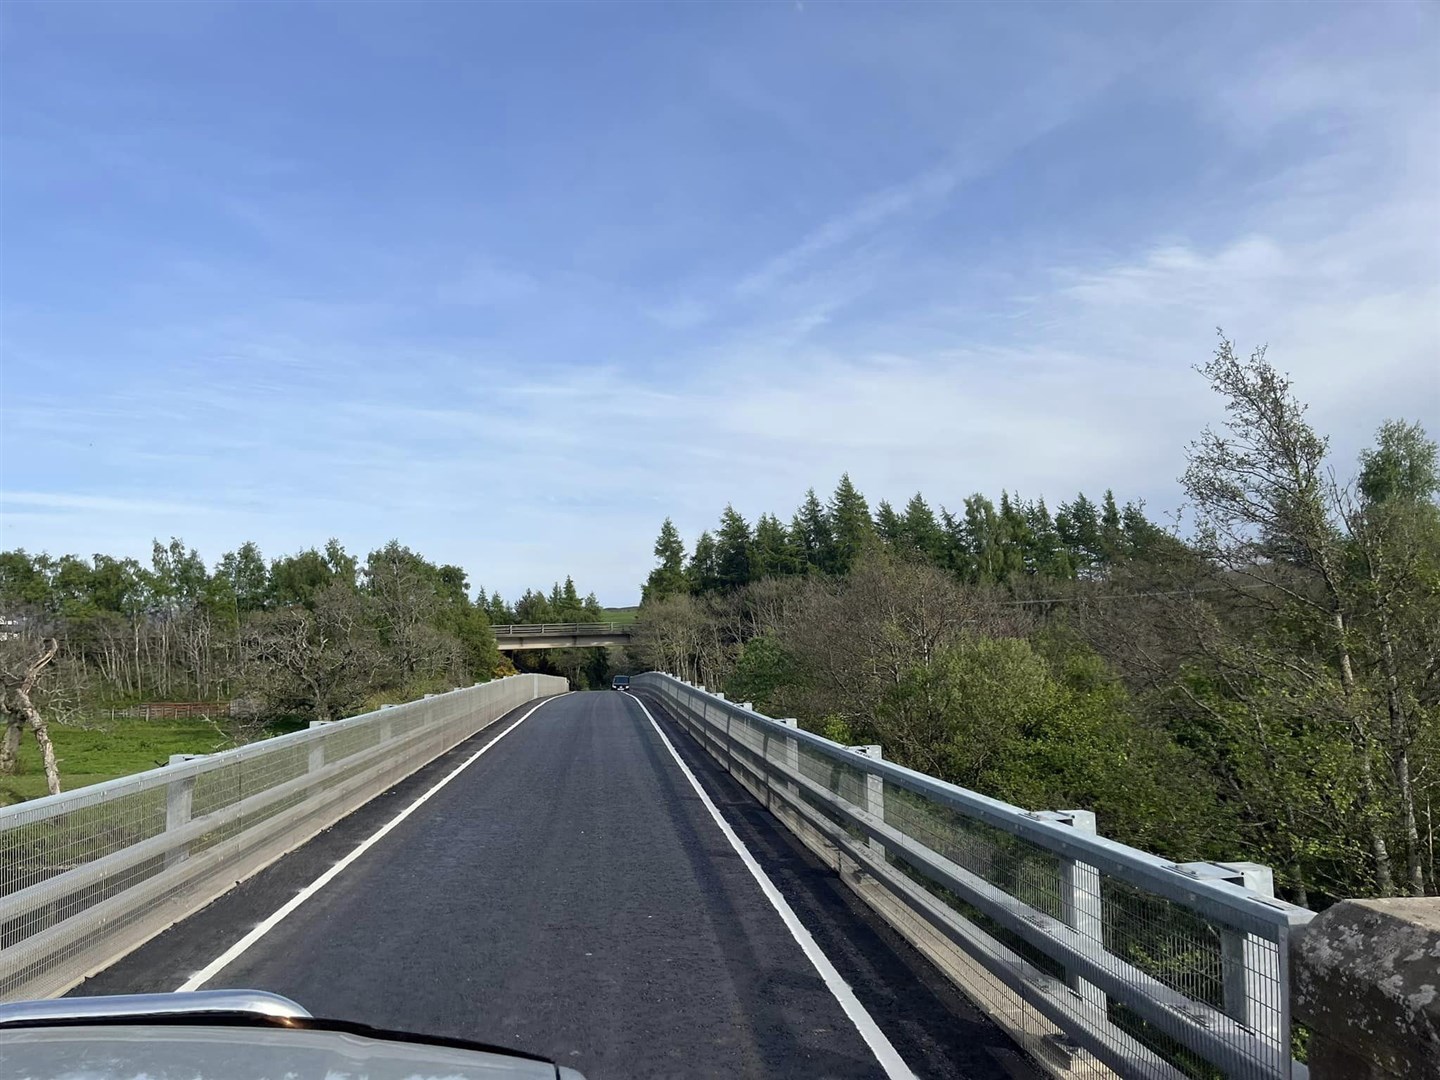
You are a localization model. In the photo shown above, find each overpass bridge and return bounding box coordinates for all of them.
[2,674,1406,1080]
[491,622,635,650]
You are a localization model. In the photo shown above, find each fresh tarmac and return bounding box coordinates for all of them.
[76,690,1028,1080]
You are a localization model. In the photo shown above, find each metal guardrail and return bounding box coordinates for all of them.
[0,673,568,1002]
[491,623,631,636]
[632,672,1314,1080]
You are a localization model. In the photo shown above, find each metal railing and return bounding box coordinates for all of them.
[632,672,1314,1080]
[491,622,631,636]
[0,673,568,1002]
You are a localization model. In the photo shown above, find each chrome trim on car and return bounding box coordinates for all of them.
[0,990,312,1026]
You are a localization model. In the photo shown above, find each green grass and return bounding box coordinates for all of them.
[0,716,305,807]
[602,607,639,626]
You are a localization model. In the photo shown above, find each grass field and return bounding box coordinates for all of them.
[0,716,307,807]
[602,607,640,626]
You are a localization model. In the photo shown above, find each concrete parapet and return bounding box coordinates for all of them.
[1291,897,1439,1079]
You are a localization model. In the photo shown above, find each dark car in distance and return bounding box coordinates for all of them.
[611,676,631,691]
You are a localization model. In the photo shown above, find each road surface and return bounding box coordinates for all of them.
[76,690,1028,1079]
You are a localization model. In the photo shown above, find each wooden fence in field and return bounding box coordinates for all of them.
[108,702,232,721]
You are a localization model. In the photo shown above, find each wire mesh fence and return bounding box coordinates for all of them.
[0,674,566,1002]
[632,672,1313,1080]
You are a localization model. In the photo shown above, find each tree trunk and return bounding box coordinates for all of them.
[16,697,60,795]
[0,716,21,775]
[1376,605,1425,894]
[2,638,62,795]
[1290,862,1310,910]
[1356,735,1395,896]
[1332,609,1395,895]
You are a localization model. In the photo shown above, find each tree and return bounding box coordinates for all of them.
[217,542,270,614]
[514,588,553,623]
[240,581,387,723]
[563,576,582,612]
[630,592,709,684]
[1347,420,1440,895]
[724,635,794,714]
[793,489,832,572]
[1181,337,1424,896]
[1023,498,1073,579]
[448,601,502,682]
[687,531,720,594]
[1057,493,1104,573]
[483,591,515,625]
[827,474,874,575]
[643,519,689,603]
[0,636,62,794]
[960,495,1001,583]
[150,538,208,613]
[88,555,145,614]
[323,539,359,589]
[0,551,51,608]
[364,541,467,688]
[1100,490,1124,563]
[714,506,755,591]
[269,548,338,609]
[773,553,1025,731]
[875,500,903,546]
[900,493,946,565]
[753,514,803,578]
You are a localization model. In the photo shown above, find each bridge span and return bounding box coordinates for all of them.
[9,674,1377,1080]
[61,691,1020,1080]
[491,622,635,651]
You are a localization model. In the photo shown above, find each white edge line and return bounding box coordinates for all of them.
[626,692,918,1080]
[176,692,571,992]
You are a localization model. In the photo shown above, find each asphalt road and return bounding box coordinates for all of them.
[75,691,1028,1080]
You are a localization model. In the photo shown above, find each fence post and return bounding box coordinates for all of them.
[849,745,885,860]
[307,720,333,777]
[1291,898,1438,1080]
[770,718,801,812]
[164,754,203,869]
[1035,810,1105,1015]
[1179,860,1280,1041]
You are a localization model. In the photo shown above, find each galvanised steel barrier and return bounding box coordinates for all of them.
[632,672,1314,1080]
[0,673,567,1002]
[491,623,629,636]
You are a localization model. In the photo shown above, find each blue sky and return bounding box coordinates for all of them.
[2,1,1437,605]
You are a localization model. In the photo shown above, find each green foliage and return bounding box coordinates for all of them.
[1360,420,1439,505]
[723,635,794,713]
[0,535,611,798]
[827,474,875,575]
[268,548,340,608]
[715,506,755,591]
[900,493,946,565]
[753,514,803,578]
[0,550,52,607]
[643,519,689,603]
[820,715,855,744]
[0,715,303,807]
[794,489,832,572]
[217,542,269,613]
[631,337,1439,904]
[686,531,720,593]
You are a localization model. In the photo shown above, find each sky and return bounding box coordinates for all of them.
[1,1,1437,605]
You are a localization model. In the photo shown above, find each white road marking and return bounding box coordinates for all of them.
[177,693,570,992]
[626,693,918,1080]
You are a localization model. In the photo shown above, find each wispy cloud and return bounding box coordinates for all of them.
[0,492,206,516]
[1,2,1435,602]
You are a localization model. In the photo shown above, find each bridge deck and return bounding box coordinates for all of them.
[71,692,1024,1080]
